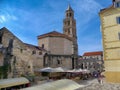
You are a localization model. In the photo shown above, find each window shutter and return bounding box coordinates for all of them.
[116,17,120,24]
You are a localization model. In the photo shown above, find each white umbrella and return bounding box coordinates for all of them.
[82,69,90,73]
[75,68,83,73]
[40,67,54,72]
[67,69,76,73]
[53,67,65,72]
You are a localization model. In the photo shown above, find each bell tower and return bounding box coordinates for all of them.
[63,4,76,39]
[63,4,78,55]
[63,4,78,68]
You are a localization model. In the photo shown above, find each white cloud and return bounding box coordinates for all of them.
[70,0,104,55]
[0,14,18,23]
[80,0,103,14]
[0,9,18,23]
[7,14,18,21]
[73,0,103,28]
[0,15,6,23]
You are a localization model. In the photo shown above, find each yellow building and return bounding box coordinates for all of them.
[99,0,120,83]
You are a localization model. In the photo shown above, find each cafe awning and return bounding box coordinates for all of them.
[0,77,29,88]
[36,67,66,72]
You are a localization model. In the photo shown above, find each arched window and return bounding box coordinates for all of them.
[68,29,70,34]
[68,21,70,25]
[69,13,72,17]
[66,13,69,17]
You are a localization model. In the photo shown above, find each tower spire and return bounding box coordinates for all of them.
[63,4,75,38]
[67,4,73,11]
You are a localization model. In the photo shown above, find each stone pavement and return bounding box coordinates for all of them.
[76,78,120,90]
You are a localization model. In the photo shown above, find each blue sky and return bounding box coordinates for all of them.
[0,0,112,55]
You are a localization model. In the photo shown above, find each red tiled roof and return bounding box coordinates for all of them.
[37,31,73,41]
[83,51,103,56]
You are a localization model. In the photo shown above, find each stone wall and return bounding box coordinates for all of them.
[0,53,3,66]
[44,55,73,69]
[0,27,46,78]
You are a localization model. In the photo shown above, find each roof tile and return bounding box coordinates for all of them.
[83,51,103,56]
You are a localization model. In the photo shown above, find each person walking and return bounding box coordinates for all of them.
[97,72,103,84]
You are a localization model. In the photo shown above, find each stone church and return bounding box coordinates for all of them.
[0,5,78,78]
[38,5,78,69]
[0,27,47,78]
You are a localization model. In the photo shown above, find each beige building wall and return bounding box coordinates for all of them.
[49,37,64,54]
[38,37,73,55]
[64,38,73,54]
[38,37,49,51]
[100,2,120,83]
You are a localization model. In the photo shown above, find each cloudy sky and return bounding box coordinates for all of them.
[0,0,112,55]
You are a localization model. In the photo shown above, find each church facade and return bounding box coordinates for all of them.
[38,5,78,69]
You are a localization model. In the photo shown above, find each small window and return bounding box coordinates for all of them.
[64,22,66,25]
[69,13,72,17]
[68,21,70,25]
[20,49,23,53]
[39,51,42,55]
[118,32,120,40]
[28,66,30,68]
[65,29,67,33]
[68,29,70,34]
[42,44,44,48]
[115,2,120,8]
[32,50,36,55]
[67,13,69,17]
[116,17,120,24]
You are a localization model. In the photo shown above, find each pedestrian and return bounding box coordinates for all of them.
[47,77,50,82]
[97,76,101,84]
[97,73,103,84]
